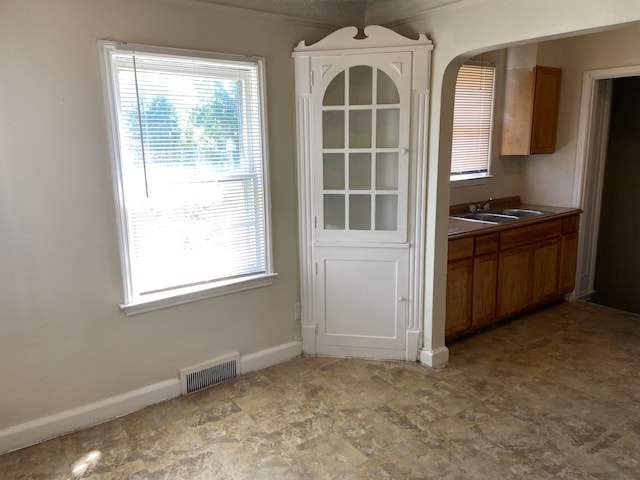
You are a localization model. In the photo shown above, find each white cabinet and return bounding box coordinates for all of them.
[293,26,432,361]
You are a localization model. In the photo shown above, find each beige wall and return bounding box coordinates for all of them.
[0,0,330,430]
[520,24,640,205]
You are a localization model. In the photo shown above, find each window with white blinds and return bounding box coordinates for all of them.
[102,42,272,309]
[450,62,496,179]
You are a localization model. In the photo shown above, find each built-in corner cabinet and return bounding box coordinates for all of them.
[293,26,432,361]
[501,66,562,155]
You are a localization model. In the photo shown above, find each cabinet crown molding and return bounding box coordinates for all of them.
[293,25,432,53]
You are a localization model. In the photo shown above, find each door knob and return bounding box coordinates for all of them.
[400,148,408,154]
[398,296,406,302]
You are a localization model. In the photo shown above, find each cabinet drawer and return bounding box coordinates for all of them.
[475,233,499,255]
[448,237,474,261]
[562,215,580,234]
[499,219,562,250]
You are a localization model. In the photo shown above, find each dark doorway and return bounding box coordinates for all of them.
[593,76,640,313]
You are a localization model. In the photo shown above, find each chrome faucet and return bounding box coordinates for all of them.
[477,197,493,211]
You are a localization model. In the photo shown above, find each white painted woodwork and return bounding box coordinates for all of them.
[315,247,408,353]
[293,26,432,360]
[573,65,640,300]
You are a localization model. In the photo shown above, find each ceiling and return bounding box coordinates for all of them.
[195,0,464,26]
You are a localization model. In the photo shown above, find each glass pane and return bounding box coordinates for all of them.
[376,153,399,190]
[377,70,400,104]
[323,111,344,148]
[376,109,400,148]
[349,153,371,190]
[349,195,371,230]
[324,194,345,230]
[349,110,372,148]
[375,195,398,231]
[323,153,345,190]
[323,71,345,106]
[349,66,372,105]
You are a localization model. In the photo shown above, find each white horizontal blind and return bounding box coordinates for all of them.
[451,62,496,176]
[106,46,267,298]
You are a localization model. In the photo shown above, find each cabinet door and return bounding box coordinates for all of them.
[497,245,532,317]
[559,232,579,294]
[472,253,498,326]
[313,53,411,243]
[531,238,560,304]
[314,247,408,356]
[531,67,562,154]
[446,258,473,336]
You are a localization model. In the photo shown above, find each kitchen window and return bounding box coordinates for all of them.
[450,62,496,183]
[101,42,274,314]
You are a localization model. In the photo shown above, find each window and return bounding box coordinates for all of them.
[450,62,496,182]
[101,42,274,314]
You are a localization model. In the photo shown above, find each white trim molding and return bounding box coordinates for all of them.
[0,341,302,455]
[0,379,182,455]
[239,341,302,374]
[419,346,450,367]
[573,65,640,300]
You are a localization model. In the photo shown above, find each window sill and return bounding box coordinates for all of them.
[450,173,492,188]
[120,273,279,316]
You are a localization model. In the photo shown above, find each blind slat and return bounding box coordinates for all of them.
[451,63,496,176]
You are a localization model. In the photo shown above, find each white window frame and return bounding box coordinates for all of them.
[450,61,496,187]
[99,41,276,315]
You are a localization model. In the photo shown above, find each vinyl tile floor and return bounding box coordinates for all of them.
[1,301,639,479]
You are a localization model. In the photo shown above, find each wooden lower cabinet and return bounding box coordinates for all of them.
[559,232,579,294]
[497,245,532,317]
[472,253,498,326]
[445,258,473,337]
[447,213,580,339]
[531,237,560,304]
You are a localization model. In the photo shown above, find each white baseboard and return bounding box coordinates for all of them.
[240,341,302,374]
[419,345,449,367]
[0,340,302,455]
[0,379,181,455]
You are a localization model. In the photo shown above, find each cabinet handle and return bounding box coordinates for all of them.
[400,148,409,154]
[398,296,406,302]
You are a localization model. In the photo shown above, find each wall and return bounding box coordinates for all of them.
[0,0,330,439]
[593,76,640,313]
[519,23,640,206]
[393,0,640,363]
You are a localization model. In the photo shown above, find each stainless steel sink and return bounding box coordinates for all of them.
[500,208,549,218]
[453,212,519,224]
[452,207,552,224]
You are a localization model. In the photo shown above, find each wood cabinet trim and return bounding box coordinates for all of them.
[448,237,474,261]
[499,219,562,250]
[474,233,499,256]
[562,215,580,234]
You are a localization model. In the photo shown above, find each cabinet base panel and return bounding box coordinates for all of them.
[446,298,566,344]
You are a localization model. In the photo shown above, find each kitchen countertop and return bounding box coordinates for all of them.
[448,204,582,239]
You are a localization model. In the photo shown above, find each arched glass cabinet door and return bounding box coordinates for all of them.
[313,53,411,243]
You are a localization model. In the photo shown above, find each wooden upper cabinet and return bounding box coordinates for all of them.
[501,66,562,155]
